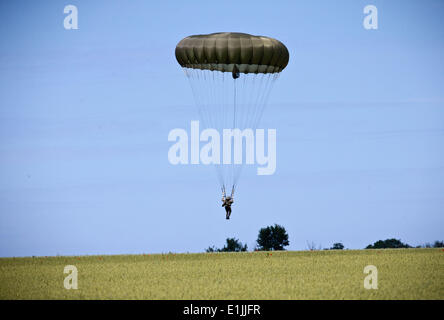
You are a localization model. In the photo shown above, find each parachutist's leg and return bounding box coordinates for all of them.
[225,206,230,220]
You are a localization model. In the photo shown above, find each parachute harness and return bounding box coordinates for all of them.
[221,185,235,200]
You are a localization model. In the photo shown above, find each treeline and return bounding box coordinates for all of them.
[365,239,444,249]
[206,224,289,252]
[205,224,444,252]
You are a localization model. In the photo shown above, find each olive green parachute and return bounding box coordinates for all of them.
[175,32,289,74]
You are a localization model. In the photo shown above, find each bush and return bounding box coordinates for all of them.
[366,238,411,249]
[256,224,289,251]
[206,238,247,252]
[331,243,344,250]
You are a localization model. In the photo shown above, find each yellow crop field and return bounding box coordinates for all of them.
[0,248,442,299]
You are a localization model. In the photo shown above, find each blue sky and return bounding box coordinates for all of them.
[0,0,443,257]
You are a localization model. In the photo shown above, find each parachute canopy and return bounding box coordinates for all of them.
[175,32,289,74]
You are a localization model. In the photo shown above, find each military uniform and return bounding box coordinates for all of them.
[222,197,234,220]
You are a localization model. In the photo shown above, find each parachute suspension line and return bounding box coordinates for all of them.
[231,74,251,188]
[239,74,247,132]
[233,77,237,129]
[230,77,237,193]
[250,73,267,131]
[204,70,214,130]
[218,71,226,189]
[231,72,278,187]
[233,73,249,190]
[184,68,281,197]
[185,68,205,129]
[185,68,226,188]
[233,72,262,187]
[221,71,228,189]
[226,71,232,190]
[195,69,210,130]
[252,73,279,130]
[204,70,215,131]
[216,71,225,188]
[215,70,225,188]
[230,73,249,187]
[205,72,216,183]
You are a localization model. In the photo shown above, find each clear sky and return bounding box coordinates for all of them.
[0,0,443,257]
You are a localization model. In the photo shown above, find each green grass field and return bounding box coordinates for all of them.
[0,248,442,299]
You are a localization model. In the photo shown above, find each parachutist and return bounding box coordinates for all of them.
[222,186,234,219]
[232,65,240,79]
[222,196,233,219]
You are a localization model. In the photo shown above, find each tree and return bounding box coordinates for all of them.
[331,242,344,250]
[365,238,411,249]
[433,240,444,248]
[206,238,247,253]
[256,224,289,251]
[205,246,218,253]
[219,238,247,252]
